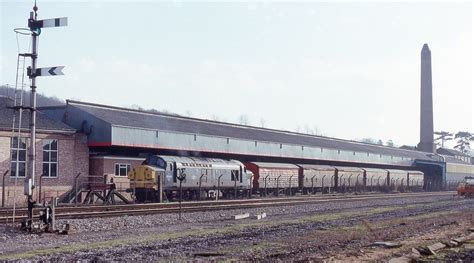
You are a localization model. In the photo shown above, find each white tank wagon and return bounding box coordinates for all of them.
[298,165,337,194]
[335,166,365,192]
[128,155,251,202]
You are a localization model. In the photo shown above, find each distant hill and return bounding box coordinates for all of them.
[0,85,178,115]
[0,85,65,107]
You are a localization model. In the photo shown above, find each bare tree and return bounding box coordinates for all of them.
[238,114,250,125]
[311,126,321,135]
[385,140,394,147]
[130,104,144,111]
[211,114,220,121]
[294,125,301,133]
[360,138,377,144]
[454,131,473,154]
[434,131,453,148]
[259,118,267,128]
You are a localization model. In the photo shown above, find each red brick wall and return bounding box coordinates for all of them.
[89,157,144,176]
[0,130,89,206]
[89,156,144,191]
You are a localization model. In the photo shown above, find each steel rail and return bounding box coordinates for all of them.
[0,191,454,217]
[0,191,455,223]
[0,191,455,213]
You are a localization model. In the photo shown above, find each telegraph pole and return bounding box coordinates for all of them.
[23,1,67,228]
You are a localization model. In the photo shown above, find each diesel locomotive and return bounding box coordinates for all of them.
[127,155,252,202]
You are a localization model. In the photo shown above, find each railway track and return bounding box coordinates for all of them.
[0,191,456,224]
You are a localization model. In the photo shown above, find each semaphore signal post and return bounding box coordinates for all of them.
[20,1,67,230]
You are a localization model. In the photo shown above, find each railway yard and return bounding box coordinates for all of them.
[1,191,473,261]
[1,3,473,262]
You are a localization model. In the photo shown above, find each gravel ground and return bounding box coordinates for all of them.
[0,194,472,261]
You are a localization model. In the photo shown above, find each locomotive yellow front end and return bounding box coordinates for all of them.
[128,165,164,202]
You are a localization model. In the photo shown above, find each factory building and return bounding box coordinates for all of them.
[0,96,89,206]
[434,148,474,187]
[437,148,472,164]
[38,99,448,192]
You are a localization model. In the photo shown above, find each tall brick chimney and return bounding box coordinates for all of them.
[417,44,435,153]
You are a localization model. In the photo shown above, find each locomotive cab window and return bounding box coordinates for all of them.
[144,155,166,169]
[231,170,239,181]
[172,162,177,183]
[239,166,243,183]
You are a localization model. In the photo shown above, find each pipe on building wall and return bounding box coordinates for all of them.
[2,170,9,208]
[38,174,44,204]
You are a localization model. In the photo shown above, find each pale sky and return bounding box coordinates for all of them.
[1,0,472,148]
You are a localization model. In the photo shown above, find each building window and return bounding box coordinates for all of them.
[10,137,27,177]
[115,163,131,176]
[42,139,58,178]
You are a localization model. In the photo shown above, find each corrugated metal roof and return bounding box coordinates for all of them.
[0,96,75,132]
[438,148,470,157]
[444,155,472,165]
[67,100,436,161]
